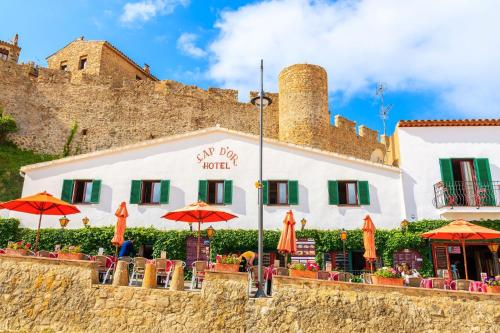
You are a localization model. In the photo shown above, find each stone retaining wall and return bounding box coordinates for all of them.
[0,255,498,332]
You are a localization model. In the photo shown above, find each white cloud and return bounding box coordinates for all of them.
[208,0,500,117]
[120,0,189,24]
[177,33,207,58]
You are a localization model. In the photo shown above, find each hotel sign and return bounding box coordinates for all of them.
[196,146,239,170]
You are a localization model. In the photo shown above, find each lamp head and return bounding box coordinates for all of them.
[82,216,90,227]
[59,216,69,229]
[206,225,215,239]
[251,94,272,110]
[340,229,348,241]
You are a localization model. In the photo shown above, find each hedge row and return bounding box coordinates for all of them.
[1,218,498,277]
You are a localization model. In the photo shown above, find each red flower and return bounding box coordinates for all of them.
[25,243,31,249]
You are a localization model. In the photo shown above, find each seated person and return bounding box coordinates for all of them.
[401,263,420,284]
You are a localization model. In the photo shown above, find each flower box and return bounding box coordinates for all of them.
[214,263,240,272]
[58,252,84,260]
[4,248,28,256]
[486,285,500,294]
[289,269,318,279]
[372,276,404,286]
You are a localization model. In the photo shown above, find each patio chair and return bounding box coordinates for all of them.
[431,278,446,289]
[171,260,186,268]
[361,273,373,284]
[37,250,52,258]
[129,257,147,286]
[119,256,133,264]
[155,259,173,288]
[94,255,113,284]
[191,261,208,290]
[407,277,422,287]
[451,279,471,291]
[317,271,331,281]
[337,272,352,282]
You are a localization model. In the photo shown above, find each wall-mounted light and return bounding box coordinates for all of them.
[82,216,90,227]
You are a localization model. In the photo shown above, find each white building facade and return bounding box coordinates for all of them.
[397,120,500,222]
[16,127,403,230]
[13,120,500,230]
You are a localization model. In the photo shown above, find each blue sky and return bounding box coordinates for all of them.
[1,0,498,135]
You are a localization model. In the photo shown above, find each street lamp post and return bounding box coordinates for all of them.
[206,225,215,263]
[340,229,348,272]
[251,59,272,298]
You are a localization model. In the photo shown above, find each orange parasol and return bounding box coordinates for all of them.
[362,215,377,272]
[0,191,80,252]
[111,202,128,247]
[277,210,297,264]
[162,201,237,260]
[421,219,500,280]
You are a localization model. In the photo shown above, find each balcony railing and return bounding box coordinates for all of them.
[433,181,500,209]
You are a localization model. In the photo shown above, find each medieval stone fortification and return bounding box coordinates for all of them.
[0,36,387,162]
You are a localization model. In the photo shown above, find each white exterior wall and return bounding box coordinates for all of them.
[398,126,500,221]
[17,130,403,231]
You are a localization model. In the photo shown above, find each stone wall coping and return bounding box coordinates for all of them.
[0,254,98,269]
[205,270,249,282]
[274,275,500,301]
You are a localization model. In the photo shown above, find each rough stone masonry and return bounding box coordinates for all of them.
[0,255,498,333]
[0,49,387,163]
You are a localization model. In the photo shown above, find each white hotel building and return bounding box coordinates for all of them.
[14,119,500,231]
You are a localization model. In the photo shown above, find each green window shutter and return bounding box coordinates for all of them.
[61,179,74,203]
[357,181,370,205]
[288,180,299,205]
[160,180,170,204]
[130,180,142,204]
[262,180,269,205]
[90,180,102,203]
[328,181,339,205]
[223,180,233,205]
[439,159,455,195]
[198,180,208,202]
[474,158,494,205]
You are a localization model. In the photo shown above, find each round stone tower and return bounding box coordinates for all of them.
[278,64,330,147]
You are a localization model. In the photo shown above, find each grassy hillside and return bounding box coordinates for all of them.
[0,142,56,201]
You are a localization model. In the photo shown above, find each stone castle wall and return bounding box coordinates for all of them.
[0,255,498,332]
[0,60,385,162]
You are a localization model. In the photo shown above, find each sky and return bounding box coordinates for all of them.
[1,0,499,135]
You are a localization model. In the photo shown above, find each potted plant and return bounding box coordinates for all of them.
[58,245,84,260]
[289,262,319,279]
[214,255,240,272]
[5,241,31,256]
[372,267,404,286]
[485,277,500,294]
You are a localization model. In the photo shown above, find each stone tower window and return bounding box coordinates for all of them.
[78,56,88,70]
[136,75,142,80]
[60,61,68,71]
[0,48,8,61]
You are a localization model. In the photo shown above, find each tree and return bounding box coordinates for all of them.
[0,107,18,143]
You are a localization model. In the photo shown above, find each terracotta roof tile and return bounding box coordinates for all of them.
[398,119,500,127]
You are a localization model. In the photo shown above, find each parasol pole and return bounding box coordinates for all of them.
[197,221,201,261]
[462,238,469,280]
[34,211,43,253]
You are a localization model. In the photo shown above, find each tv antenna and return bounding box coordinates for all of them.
[375,82,393,161]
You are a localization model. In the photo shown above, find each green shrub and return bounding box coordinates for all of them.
[0,109,17,143]
[0,218,20,247]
